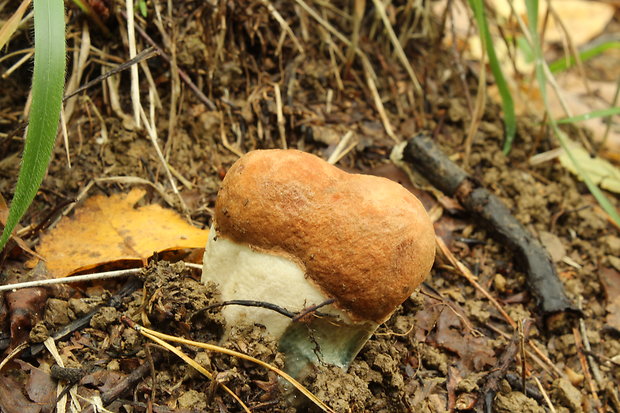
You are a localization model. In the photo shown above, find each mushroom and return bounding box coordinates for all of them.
[202,149,435,377]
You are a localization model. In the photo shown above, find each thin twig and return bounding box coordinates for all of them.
[518,319,527,397]
[292,299,336,322]
[204,299,335,321]
[63,47,157,102]
[0,268,143,292]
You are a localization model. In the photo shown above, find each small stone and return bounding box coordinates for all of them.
[499,379,512,394]
[29,321,49,343]
[122,327,140,348]
[608,256,620,272]
[418,343,448,374]
[69,295,107,317]
[539,231,566,262]
[455,393,476,410]
[177,389,207,410]
[494,391,544,413]
[466,300,490,323]
[107,359,120,371]
[45,298,71,326]
[456,372,484,392]
[603,235,620,256]
[553,378,583,413]
[494,273,507,293]
[90,307,119,330]
[565,367,584,386]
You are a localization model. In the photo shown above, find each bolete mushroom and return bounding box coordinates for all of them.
[202,149,435,377]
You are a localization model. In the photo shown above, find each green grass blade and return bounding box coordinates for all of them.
[525,0,620,227]
[0,0,66,251]
[468,0,517,154]
[549,41,620,73]
[556,107,620,124]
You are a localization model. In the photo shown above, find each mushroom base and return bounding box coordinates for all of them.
[202,226,377,377]
[279,317,376,378]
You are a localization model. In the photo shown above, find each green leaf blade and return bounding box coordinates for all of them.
[0,0,66,251]
[557,107,620,124]
[467,0,517,155]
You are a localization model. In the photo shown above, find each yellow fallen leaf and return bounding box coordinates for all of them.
[37,189,209,277]
[559,141,620,194]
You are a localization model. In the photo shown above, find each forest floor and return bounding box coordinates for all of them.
[0,1,619,412]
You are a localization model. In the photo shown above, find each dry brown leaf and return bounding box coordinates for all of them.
[16,360,56,412]
[0,375,41,413]
[415,296,496,372]
[37,189,209,277]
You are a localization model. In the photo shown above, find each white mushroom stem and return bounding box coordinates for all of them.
[203,226,377,376]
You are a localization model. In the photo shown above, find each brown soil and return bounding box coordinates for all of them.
[1,1,619,413]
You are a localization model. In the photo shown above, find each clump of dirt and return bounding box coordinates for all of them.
[140,261,224,339]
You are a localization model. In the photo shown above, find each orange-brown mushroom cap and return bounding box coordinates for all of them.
[213,149,435,324]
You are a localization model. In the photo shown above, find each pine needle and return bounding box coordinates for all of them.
[124,319,335,413]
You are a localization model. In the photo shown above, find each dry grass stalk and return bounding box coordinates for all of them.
[59,108,70,168]
[219,112,244,158]
[152,0,180,160]
[370,0,422,95]
[138,329,252,413]
[327,130,355,164]
[125,0,141,128]
[345,0,365,71]
[106,65,135,127]
[64,22,91,123]
[546,0,591,97]
[436,236,515,328]
[132,323,336,413]
[139,90,190,215]
[0,342,28,372]
[485,323,562,378]
[319,23,345,91]
[44,337,81,412]
[463,43,487,167]
[533,376,557,413]
[363,59,398,142]
[129,13,215,110]
[261,0,304,54]
[1,50,32,78]
[96,176,176,206]
[274,82,287,148]
[573,327,605,413]
[0,268,143,292]
[295,0,398,141]
[83,95,109,145]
